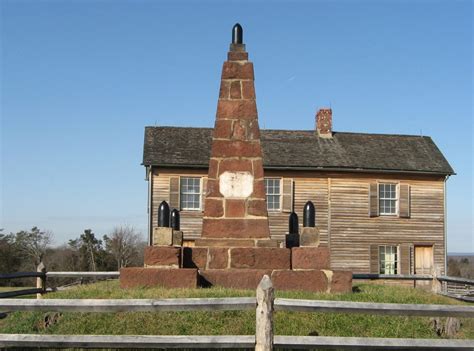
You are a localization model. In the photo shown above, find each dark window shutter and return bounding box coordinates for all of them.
[169,176,180,210]
[370,244,379,273]
[369,183,379,217]
[201,177,208,211]
[400,244,411,275]
[399,184,410,218]
[281,178,293,213]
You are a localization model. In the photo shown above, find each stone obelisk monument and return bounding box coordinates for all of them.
[198,24,272,247]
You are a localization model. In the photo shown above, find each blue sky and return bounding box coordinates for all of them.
[1,0,472,252]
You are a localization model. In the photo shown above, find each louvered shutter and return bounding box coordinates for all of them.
[201,177,208,211]
[169,176,180,210]
[369,244,379,274]
[281,178,293,213]
[369,183,379,217]
[400,243,411,275]
[399,184,410,218]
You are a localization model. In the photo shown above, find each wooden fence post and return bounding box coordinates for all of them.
[255,275,274,351]
[431,267,441,294]
[36,262,46,299]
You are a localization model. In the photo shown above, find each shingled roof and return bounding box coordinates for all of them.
[143,126,454,175]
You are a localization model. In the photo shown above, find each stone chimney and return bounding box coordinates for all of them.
[200,24,271,243]
[316,108,333,138]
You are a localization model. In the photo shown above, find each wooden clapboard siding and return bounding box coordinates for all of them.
[328,174,445,275]
[151,168,207,240]
[263,171,329,245]
[149,168,445,275]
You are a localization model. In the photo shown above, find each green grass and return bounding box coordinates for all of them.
[0,280,472,340]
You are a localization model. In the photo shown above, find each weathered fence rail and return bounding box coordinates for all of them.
[1,275,473,350]
[46,271,120,278]
[0,297,256,312]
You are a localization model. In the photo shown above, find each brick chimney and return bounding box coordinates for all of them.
[316,108,333,138]
[200,24,270,242]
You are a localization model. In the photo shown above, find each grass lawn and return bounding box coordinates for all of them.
[0,280,472,340]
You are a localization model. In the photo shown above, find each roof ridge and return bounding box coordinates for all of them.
[145,126,432,139]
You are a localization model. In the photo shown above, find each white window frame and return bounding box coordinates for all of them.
[378,183,398,216]
[264,177,282,212]
[379,245,399,275]
[179,176,201,211]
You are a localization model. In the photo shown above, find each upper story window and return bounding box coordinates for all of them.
[379,183,397,215]
[379,245,398,274]
[180,177,201,210]
[264,178,281,211]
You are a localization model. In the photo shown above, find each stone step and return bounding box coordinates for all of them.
[291,247,330,270]
[182,247,291,270]
[120,268,198,289]
[144,246,181,268]
[197,269,352,293]
[199,269,272,289]
[194,238,279,247]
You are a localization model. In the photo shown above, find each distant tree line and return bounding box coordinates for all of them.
[0,226,146,286]
[447,256,474,279]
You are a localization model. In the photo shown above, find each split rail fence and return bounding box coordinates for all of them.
[1,275,474,350]
[2,266,474,302]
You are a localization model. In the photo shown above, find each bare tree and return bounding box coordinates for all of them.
[14,227,52,268]
[104,225,142,269]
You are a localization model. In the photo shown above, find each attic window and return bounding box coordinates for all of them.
[180,177,201,210]
[379,183,397,215]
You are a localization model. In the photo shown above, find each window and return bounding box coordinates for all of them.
[379,245,398,274]
[379,183,397,215]
[180,177,201,210]
[264,178,281,211]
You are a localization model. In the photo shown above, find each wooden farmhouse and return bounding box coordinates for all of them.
[142,34,454,278]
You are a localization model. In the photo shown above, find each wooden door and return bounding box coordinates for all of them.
[415,246,433,288]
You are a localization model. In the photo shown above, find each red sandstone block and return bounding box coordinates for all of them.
[199,269,271,289]
[182,247,208,269]
[247,120,260,140]
[120,268,198,289]
[230,248,290,269]
[225,199,246,218]
[230,81,241,99]
[247,199,267,217]
[218,159,253,175]
[222,61,254,80]
[291,247,330,270]
[227,51,248,61]
[271,270,328,292]
[213,120,233,140]
[330,271,352,293]
[219,80,230,99]
[232,121,246,140]
[208,248,229,269]
[204,198,224,217]
[216,100,257,120]
[241,80,255,99]
[211,140,262,158]
[252,159,264,179]
[252,179,266,198]
[202,218,270,238]
[194,238,256,247]
[144,246,180,267]
[207,158,220,179]
[206,179,221,198]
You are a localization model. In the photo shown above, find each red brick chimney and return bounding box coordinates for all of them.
[316,108,333,138]
[200,24,270,242]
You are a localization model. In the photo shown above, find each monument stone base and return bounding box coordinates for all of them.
[120,245,352,293]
